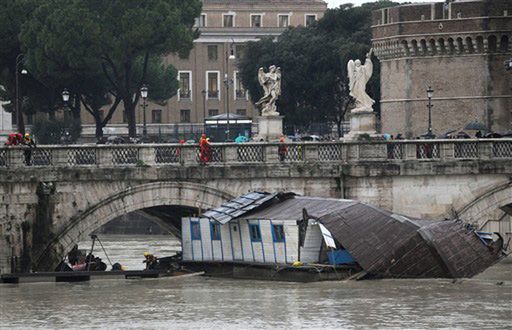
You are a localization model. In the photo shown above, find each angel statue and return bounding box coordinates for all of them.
[347,49,374,111]
[255,65,281,116]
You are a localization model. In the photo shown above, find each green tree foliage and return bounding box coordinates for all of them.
[19,0,199,139]
[31,117,82,145]
[239,1,399,136]
[0,0,40,133]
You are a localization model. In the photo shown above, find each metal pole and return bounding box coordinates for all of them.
[202,90,206,134]
[15,53,25,135]
[427,96,432,137]
[142,97,147,140]
[225,50,230,142]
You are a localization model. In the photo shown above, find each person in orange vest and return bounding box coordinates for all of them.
[199,134,211,164]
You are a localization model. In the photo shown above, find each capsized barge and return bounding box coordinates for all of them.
[182,192,506,281]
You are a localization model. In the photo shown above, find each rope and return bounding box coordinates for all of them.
[96,236,113,267]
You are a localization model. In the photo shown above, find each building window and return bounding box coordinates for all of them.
[234,71,246,99]
[272,224,285,242]
[278,14,289,28]
[249,224,262,242]
[305,14,317,27]
[210,222,221,240]
[206,71,220,99]
[123,110,128,123]
[152,109,162,123]
[208,109,219,117]
[194,13,207,27]
[178,71,191,100]
[223,14,234,27]
[251,14,262,28]
[180,109,191,123]
[191,221,201,240]
[236,109,246,116]
[207,45,218,61]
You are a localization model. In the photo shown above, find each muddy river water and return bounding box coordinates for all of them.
[1,235,511,329]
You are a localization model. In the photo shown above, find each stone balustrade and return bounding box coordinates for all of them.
[0,139,511,168]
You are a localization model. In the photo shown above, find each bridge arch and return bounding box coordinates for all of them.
[456,182,512,239]
[35,181,234,270]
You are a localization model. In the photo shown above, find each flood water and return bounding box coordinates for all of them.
[1,235,511,329]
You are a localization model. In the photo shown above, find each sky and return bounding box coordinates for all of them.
[326,0,440,8]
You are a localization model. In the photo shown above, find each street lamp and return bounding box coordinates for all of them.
[61,89,70,103]
[224,40,236,141]
[140,85,148,141]
[424,86,435,139]
[15,53,28,134]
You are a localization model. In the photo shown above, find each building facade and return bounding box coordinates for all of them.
[81,0,327,139]
[372,0,512,138]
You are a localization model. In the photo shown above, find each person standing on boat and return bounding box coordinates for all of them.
[143,252,158,270]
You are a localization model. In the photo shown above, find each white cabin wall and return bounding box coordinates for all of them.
[182,218,193,261]
[239,220,255,262]
[284,224,299,263]
[220,223,233,261]
[300,224,323,263]
[258,220,272,263]
[191,219,204,261]
[200,218,212,261]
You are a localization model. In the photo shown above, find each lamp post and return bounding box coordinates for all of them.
[201,89,207,133]
[424,86,435,139]
[140,85,148,141]
[61,89,70,105]
[61,89,71,143]
[224,41,236,141]
[15,53,28,134]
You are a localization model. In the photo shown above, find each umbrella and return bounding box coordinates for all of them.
[464,121,487,131]
[456,131,470,138]
[440,129,456,138]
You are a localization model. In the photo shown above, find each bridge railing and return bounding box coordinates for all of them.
[0,139,510,168]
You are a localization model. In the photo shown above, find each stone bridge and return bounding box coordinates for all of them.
[0,139,511,273]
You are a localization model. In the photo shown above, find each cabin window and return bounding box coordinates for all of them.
[249,224,262,242]
[210,222,221,240]
[191,221,201,240]
[272,225,285,242]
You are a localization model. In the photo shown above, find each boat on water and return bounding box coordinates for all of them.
[181,192,507,281]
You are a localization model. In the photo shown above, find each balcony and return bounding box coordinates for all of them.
[208,90,219,99]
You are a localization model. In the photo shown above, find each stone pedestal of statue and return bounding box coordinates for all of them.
[254,115,283,141]
[344,107,378,140]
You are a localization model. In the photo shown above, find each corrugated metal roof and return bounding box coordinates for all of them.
[238,197,357,221]
[202,191,282,224]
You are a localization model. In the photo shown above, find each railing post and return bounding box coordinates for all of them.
[224,144,238,163]
[7,148,25,167]
[304,143,319,161]
[140,146,156,166]
[478,141,493,160]
[264,143,279,163]
[52,148,69,167]
[181,145,197,165]
[440,141,454,160]
[344,143,359,162]
[404,142,417,160]
[97,146,113,167]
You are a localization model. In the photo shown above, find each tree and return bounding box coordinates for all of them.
[20,0,197,139]
[239,1,399,136]
[0,0,40,134]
